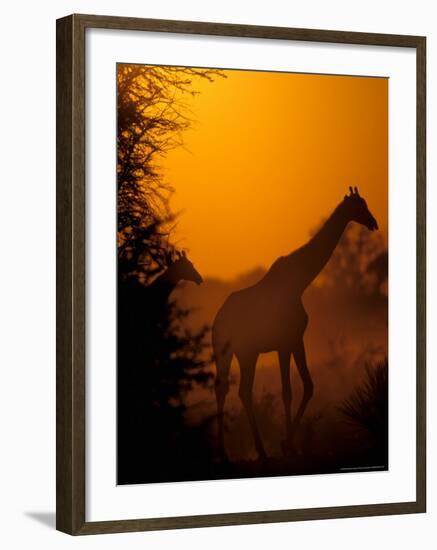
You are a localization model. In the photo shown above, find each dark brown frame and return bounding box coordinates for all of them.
[56,13,426,535]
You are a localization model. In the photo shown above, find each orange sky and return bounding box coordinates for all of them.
[162,69,388,280]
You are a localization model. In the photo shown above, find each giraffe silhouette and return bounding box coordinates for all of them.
[145,250,203,308]
[212,187,379,460]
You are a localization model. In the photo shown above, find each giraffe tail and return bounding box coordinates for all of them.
[213,342,232,387]
[212,328,232,459]
[212,318,233,395]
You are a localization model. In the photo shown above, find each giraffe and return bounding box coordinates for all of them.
[212,187,379,460]
[144,250,203,306]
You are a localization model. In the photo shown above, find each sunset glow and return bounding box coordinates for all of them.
[163,69,388,280]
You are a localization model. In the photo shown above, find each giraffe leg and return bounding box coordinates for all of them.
[278,349,294,456]
[237,353,267,460]
[292,339,314,434]
[215,351,232,460]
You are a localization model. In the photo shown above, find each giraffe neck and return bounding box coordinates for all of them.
[150,266,180,301]
[270,202,349,293]
[297,202,349,290]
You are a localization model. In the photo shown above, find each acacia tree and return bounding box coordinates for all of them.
[117,64,222,281]
[117,65,223,482]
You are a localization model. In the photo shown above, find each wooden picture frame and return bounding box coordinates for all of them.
[56,13,426,535]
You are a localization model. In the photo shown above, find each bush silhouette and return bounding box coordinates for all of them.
[340,358,388,450]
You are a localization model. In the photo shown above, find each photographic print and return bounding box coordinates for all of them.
[116,63,388,485]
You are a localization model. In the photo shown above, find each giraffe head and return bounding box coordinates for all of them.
[343,186,379,231]
[167,250,203,285]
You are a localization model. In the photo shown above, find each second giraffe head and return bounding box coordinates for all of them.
[167,250,203,286]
